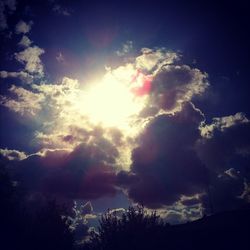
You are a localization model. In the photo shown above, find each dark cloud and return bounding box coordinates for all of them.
[149,65,208,111]
[119,102,208,208]
[117,103,250,213]
[8,143,118,201]
[197,114,250,173]
[195,113,250,213]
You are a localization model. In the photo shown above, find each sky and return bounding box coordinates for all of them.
[0,0,250,236]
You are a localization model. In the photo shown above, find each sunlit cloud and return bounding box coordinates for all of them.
[15,46,45,76]
[0,148,27,161]
[0,85,45,116]
[1,37,249,221]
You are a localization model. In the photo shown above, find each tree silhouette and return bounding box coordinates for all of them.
[82,206,166,250]
[0,163,75,250]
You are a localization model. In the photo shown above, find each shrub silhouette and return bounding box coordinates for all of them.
[80,204,250,250]
[82,206,166,250]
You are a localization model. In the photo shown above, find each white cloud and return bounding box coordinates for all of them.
[0,85,45,116]
[146,197,204,224]
[0,148,27,160]
[15,46,45,76]
[19,35,32,47]
[200,112,249,138]
[147,64,209,114]
[0,70,33,83]
[15,20,33,34]
[136,48,179,72]
[1,48,210,175]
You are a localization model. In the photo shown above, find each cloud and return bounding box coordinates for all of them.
[0,148,27,161]
[52,4,71,16]
[1,45,249,222]
[118,102,207,208]
[116,41,133,56]
[18,35,32,47]
[0,85,45,116]
[0,0,16,30]
[1,24,44,83]
[56,52,65,63]
[155,199,204,224]
[118,104,250,213]
[193,112,250,213]
[15,46,45,76]
[69,201,98,243]
[135,48,178,72]
[15,20,33,34]
[9,144,118,201]
[108,207,126,217]
[148,64,209,112]
[200,112,249,138]
[0,70,33,83]
[197,113,250,172]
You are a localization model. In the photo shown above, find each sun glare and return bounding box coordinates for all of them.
[78,67,151,128]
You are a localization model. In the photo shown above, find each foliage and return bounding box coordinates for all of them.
[82,206,166,250]
[0,163,75,250]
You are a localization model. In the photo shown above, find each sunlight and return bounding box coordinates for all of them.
[77,67,151,128]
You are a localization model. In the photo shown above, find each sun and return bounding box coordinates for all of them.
[78,65,151,129]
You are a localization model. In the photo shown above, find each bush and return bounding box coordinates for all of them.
[83,206,166,250]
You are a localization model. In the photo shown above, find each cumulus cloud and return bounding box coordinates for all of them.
[192,112,250,213]
[18,35,32,47]
[0,0,16,30]
[155,199,204,224]
[1,20,44,83]
[15,46,45,76]
[117,101,250,214]
[197,113,250,172]
[0,85,45,116]
[148,64,209,113]
[0,148,27,161]
[1,46,249,222]
[0,48,212,216]
[15,20,33,34]
[118,102,207,208]
[136,48,178,72]
[8,144,117,201]
[0,70,33,83]
[200,112,249,138]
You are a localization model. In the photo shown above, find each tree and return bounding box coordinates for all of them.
[83,206,166,250]
[0,163,75,250]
